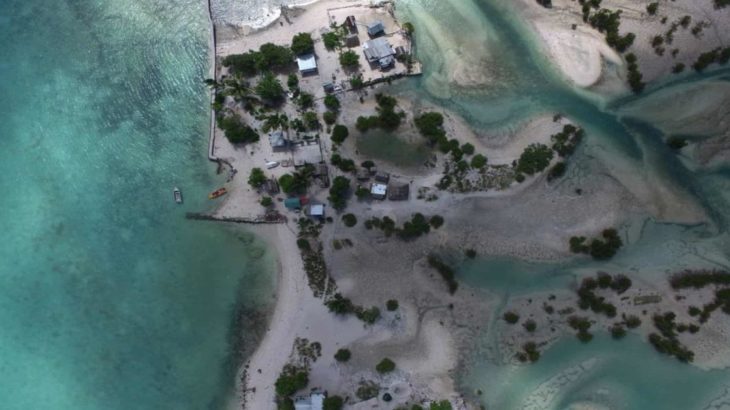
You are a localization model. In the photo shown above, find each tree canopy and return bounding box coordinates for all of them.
[291,32,314,55]
[255,72,285,103]
[217,113,259,144]
[516,143,553,175]
[340,50,360,68]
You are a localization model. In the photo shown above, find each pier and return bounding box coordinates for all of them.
[186,212,287,224]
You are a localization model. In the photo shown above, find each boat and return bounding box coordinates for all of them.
[173,187,183,204]
[208,187,228,199]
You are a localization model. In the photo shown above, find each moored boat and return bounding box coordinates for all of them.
[173,187,183,204]
[208,187,227,199]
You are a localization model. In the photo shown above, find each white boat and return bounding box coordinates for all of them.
[173,187,183,204]
[266,161,280,169]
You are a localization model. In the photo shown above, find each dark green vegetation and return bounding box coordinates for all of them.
[342,213,357,227]
[290,32,314,55]
[625,53,645,93]
[692,47,730,71]
[516,143,553,175]
[297,219,332,298]
[503,311,520,324]
[516,341,541,363]
[331,124,349,145]
[323,396,344,410]
[334,348,351,362]
[248,167,267,188]
[569,228,623,260]
[375,358,396,373]
[414,112,447,147]
[330,153,356,173]
[646,2,658,15]
[339,50,360,68]
[582,5,636,53]
[669,270,730,323]
[222,43,293,76]
[649,312,695,362]
[328,176,351,210]
[325,293,381,324]
[279,166,313,195]
[356,94,404,132]
[523,319,537,332]
[576,273,632,317]
[386,299,399,311]
[256,72,285,103]
[568,315,594,343]
[551,124,584,157]
[275,364,309,397]
[324,95,340,111]
[547,162,566,181]
[217,112,259,144]
[427,255,459,294]
[322,32,340,50]
[610,323,627,339]
[365,213,443,240]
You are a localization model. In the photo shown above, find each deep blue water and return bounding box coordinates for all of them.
[0,0,274,409]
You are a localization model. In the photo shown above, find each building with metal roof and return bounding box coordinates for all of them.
[370,182,387,199]
[268,130,289,152]
[362,38,395,70]
[366,20,385,37]
[296,53,317,74]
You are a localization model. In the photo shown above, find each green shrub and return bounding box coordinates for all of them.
[248,167,267,188]
[386,299,399,311]
[427,255,458,294]
[322,32,340,50]
[287,73,299,89]
[610,323,627,339]
[523,319,537,332]
[414,112,446,144]
[342,213,357,227]
[323,395,344,410]
[323,111,336,125]
[429,215,444,229]
[547,162,566,181]
[516,144,553,175]
[334,348,351,362]
[260,196,273,207]
[296,238,310,251]
[291,32,314,55]
[217,113,259,144]
[646,2,658,15]
[470,154,487,169]
[356,306,381,324]
[324,94,340,111]
[340,50,360,68]
[465,249,477,258]
[667,136,687,150]
[256,72,285,102]
[331,124,349,145]
[461,143,475,155]
[503,311,520,324]
[375,358,396,373]
[274,365,309,396]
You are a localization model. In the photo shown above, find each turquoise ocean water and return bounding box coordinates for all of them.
[0,0,274,409]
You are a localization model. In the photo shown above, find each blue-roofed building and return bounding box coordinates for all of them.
[366,20,385,37]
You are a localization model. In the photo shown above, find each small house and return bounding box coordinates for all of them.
[284,197,302,210]
[374,171,390,183]
[345,33,360,48]
[269,130,289,152]
[367,20,385,37]
[362,38,395,70]
[345,15,357,33]
[294,392,325,410]
[296,53,318,74]
[309,204,325,219]
[388,182,409,201]
[370,182,387,200]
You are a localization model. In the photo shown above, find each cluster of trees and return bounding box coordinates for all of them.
[331,153,356,173]
[290,32,314,55]
[328,176,351,210]
[331,124,349,145]
[255,72,285,103]
[551,124,584,157]
[669,269,730,289]
[589,9,635,52]
[649,312,695,362]
[248,167,267,188]
[339,50,360,69]
[325,293,381,324]
[275,364,309,397]
[322,31,341,50]
[217,112,259,144]
[356,94,404,132]
[364,213,444,240]
[569,228,623,260]
[624,53,644,93]
[279,166,313,195]
[575,273,632,317]
[341,213,357,227]
[427,255,459,294]
[222,42,293,76]
[414,112,447,145]
[692,47,730,71]
[516,143,554,175]
[568,316,594,343]
[516,342,540,363]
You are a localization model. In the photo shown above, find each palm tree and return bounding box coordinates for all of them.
[261,113,289,133]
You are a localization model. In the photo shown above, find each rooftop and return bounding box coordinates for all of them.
[367,20,385,37]
[363,38,394,62]
[269,131,288,148]
[296,53,317,73]
[371,182,387,197]
[294,393,325,410]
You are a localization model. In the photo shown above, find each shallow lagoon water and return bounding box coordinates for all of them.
[395,0,730,408]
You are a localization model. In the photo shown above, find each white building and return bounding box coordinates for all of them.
[370,182,387,199]
[294,392,325,410]
[296,53,318,74]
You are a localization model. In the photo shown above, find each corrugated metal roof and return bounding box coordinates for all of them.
[296,53,317,72]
